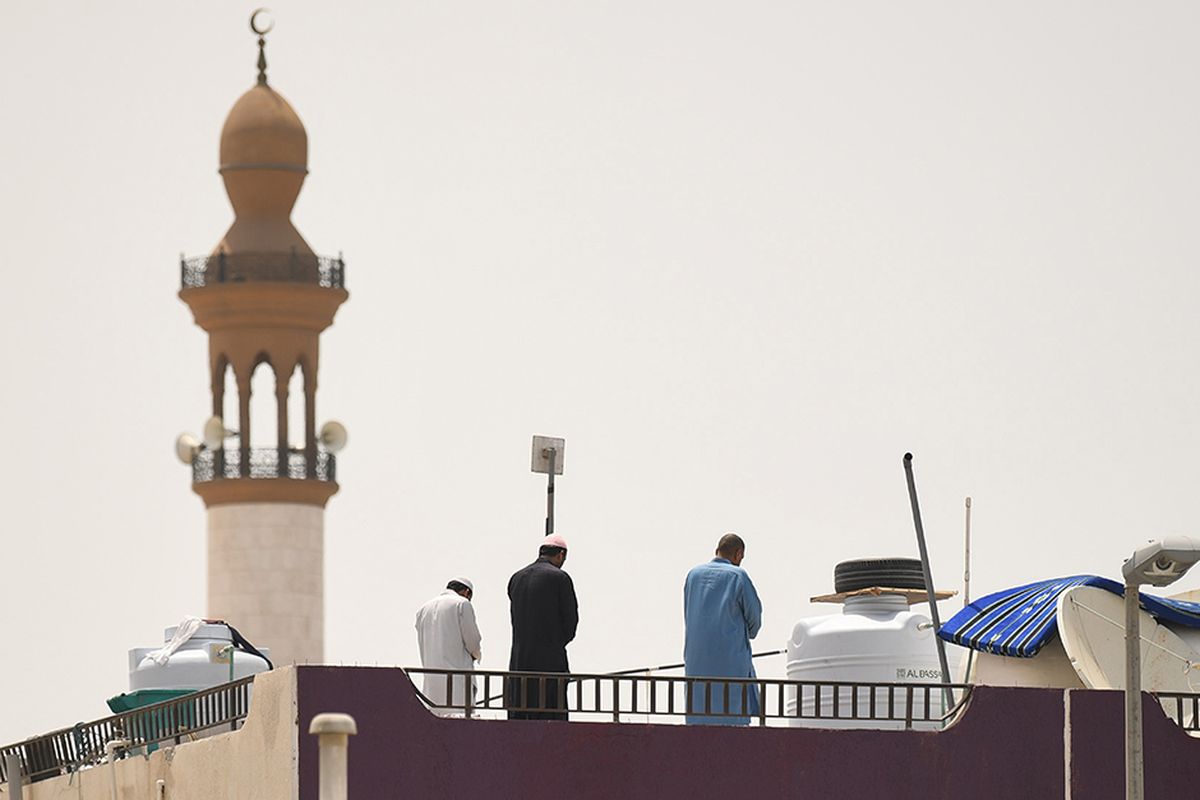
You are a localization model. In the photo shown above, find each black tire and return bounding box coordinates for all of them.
[833,558,927,593]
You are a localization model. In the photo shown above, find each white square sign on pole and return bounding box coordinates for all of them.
[531,436,565,474]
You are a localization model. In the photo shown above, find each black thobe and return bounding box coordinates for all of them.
[506,556,579,720]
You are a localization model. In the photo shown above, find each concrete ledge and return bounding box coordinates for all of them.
[194,478,338,507]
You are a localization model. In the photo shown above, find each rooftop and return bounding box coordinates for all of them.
[4,667,1200,799]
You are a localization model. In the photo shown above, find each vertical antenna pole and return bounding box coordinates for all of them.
[1125,582,1144,800]
[964,497,972,606]
[903,453,955,709]
[546,448,557,535]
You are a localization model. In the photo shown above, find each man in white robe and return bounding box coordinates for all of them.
[415,578,483,717]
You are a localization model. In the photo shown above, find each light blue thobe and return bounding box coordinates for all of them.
[683,557,763,725]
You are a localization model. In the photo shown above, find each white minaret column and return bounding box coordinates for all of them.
[178,20,348,667]
[208,503,324,664]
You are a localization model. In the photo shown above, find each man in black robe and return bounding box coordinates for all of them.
[507,534,579,720]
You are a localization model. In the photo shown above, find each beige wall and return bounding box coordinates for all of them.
[9,669,299,800]
[209,504,323,666]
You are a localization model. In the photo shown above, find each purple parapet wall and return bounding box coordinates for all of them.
[297,667,1102,799]
[1068,689,1200,798]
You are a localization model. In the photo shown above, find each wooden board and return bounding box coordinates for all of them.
[810,586,956,605]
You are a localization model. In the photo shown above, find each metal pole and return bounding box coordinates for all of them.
[105,739,129,800]
[1125,582,1143,800]
[962,497,976,684]
[5,753,22,800]
[545,448,556,535]
[902,453,955,709]
[605,649,786,677]
[309,713,357,800]
[963,497,972,606]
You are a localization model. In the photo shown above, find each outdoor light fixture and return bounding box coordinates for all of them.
[1120,536,1200,800]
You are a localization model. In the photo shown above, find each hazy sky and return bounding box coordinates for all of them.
[3,2,1200,743]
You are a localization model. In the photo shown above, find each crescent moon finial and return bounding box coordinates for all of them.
[250,9,274,86]
[250,8,274,36]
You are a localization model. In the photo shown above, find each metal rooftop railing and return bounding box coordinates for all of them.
[0,677,253,787]
[1154,692,1200,732]
[180,252,346,289]
[405,667,974,729]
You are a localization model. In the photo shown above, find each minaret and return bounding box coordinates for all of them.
[177,16,348,666]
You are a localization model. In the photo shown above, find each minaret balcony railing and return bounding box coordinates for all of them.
[180,252,346,289]
[191,447,337,483]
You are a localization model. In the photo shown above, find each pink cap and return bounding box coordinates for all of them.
[543,534,569,550]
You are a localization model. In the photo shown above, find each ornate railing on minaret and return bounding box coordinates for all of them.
[191,448,337,483]
[180,253,346,289]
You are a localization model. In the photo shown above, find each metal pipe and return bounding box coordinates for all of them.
[1125,582,1143,800]
[308,713,357,800]
[961,496,976,682]
[903,453,955,708]
[480,650,785,704]
[220,644,236,683]
[545,448,557,535]
[105,739,129,800]
[963,496,972,606]
[605,649,785,676]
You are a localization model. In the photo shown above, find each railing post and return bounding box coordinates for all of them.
[309,713,357,800]
[105,738,130,799]
[5,753,22,800]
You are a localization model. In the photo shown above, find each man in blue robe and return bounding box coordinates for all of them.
[683,533,762,725]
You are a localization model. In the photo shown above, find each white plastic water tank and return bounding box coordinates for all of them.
[785,594,947,730]
[128,624,271,692]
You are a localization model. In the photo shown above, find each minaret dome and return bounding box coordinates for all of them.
[214,26,312,256]
[220,85,308,175]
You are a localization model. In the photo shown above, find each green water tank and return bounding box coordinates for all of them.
[106,688,194,714]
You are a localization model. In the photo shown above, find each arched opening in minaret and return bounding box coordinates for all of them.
[286,362,305,449]
[212,358,241,476]
[217,359,239,438]
[249,355,278,454]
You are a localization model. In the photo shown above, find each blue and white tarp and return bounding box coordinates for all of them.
[938,575,1200,658]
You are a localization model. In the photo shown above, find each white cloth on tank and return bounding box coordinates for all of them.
[148,616,205,666]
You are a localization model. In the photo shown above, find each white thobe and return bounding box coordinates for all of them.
[415,590,483,716]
